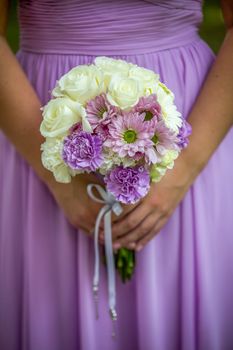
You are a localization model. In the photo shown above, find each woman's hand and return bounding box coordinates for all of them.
[48,174,103,234]
[48,173,134,236]
[111,157,195,251]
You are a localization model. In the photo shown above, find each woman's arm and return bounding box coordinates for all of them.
[111,1,233,251]
[0,1,52,184]
[0,2,109,233]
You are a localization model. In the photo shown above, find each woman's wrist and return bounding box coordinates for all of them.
[166,146,204,192]
[37,166,57,189]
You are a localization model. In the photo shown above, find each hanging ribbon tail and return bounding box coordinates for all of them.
[93,204,110,319]
[87,183,123,331]
[104,209,117,337]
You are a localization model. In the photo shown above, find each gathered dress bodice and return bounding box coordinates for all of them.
[19,0,203,55]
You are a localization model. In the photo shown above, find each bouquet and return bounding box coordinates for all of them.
[40,57,191,324]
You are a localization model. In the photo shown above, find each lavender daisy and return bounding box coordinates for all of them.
[104,112,157,164]
[133,94,162,122]
[62,131,103,172]
[151,120,178,157]
[104,165,150,204]
[86,93,118,129]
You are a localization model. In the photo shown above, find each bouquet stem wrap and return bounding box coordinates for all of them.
[87,184,123,332]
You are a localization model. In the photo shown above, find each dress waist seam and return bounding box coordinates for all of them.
[18,36,202,57]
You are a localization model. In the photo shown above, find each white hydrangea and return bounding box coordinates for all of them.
[150,164,167,183]
[99,149,136,175]
[160,150,179,169]
[41,137,72,183]
[150,150,179,182]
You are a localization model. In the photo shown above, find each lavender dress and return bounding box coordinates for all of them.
[1,1,233,349]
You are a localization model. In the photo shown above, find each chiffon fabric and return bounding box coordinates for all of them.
[1,1,233,349]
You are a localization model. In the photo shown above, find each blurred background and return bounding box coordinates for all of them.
[6,0,225,54]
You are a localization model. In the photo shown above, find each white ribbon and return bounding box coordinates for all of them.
[87,184,123,330]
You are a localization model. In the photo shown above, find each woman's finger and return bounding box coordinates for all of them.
[98,203,138,238]
[112,203,138,223]
[111,202,150,240]
[135,216,168,251]
[73,211,96,235]
[112,211,159,249]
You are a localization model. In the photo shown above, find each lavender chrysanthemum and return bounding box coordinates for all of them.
[104,165,150,204]
[133,94,162,122]
[104,112,157,164]
[177,119,192,149]
[62,131,103,172]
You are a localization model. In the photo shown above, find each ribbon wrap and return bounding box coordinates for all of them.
[87,184,123,326]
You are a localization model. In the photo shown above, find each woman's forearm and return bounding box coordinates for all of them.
[0,36,54,186]
[182,28,233,179]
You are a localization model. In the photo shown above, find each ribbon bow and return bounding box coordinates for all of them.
[87,184,123,335]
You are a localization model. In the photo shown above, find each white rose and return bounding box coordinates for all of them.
[40,97,91,138]
[41,138,71,183]
[107,75,142,110]
[129,66,159,95]
[94,57,132,84]
[52,65,105,105]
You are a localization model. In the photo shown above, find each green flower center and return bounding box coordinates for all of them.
[144,111,153,121]
[98,107,107,118]
[123,129,137,143]
[152,134,159,145]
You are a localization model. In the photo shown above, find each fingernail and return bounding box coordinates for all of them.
[113,243,121,249]
[136,245,143,252]
[128,242,136,249]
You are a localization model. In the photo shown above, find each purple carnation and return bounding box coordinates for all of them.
[177,119,192,149]
[104,165,150,204]
[62,131,103,172]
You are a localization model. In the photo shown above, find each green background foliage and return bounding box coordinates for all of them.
[6,0,225,54]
